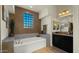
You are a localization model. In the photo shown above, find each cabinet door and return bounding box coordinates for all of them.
[64,36,73,53]
[53,35,63,48]
[53,34,73,53]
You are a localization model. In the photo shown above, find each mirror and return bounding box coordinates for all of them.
[53,20,60,31]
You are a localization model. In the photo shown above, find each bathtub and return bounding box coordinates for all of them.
[14,37,46,53]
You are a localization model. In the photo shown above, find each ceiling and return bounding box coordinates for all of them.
[56,5,73,11]
[55,5,73,16]
[17,5,52,12]
[16,5,73,16]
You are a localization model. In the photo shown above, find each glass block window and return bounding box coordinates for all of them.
[23,12,34,28]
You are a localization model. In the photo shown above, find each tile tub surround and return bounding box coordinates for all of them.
[3,33,50,42]
[2,37,46,53]
[15,33,39,39]
[15,33,50,47]
[2,37,14,53]
[2,33,50,53]
[14,37,46,53]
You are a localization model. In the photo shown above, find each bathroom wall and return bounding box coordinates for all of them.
[1,6,9,40]
[39,6,56,46]
[1,5,15,40]
[56,5,73,23]
[73,6,79,53]
[55,6,73,32]
[40,6,56,34]
[15,6,41,34]
[0,5,2,52]
[54,5,79,53]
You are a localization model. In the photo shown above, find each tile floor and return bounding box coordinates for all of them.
[33,46,67,53]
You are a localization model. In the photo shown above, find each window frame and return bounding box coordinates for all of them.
[23,12,34,29]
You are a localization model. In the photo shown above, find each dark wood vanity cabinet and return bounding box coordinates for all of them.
[52,34,73,53]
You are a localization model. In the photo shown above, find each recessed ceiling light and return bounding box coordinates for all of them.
[59,13,62,16]
[62,12,65,15]
[66,10,69,13]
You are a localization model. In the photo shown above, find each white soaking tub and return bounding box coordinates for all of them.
[14,37,46,53]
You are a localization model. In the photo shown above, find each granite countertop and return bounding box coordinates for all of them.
[53,32,73,37]
[2,37,15,42]
[2,34,50,43]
